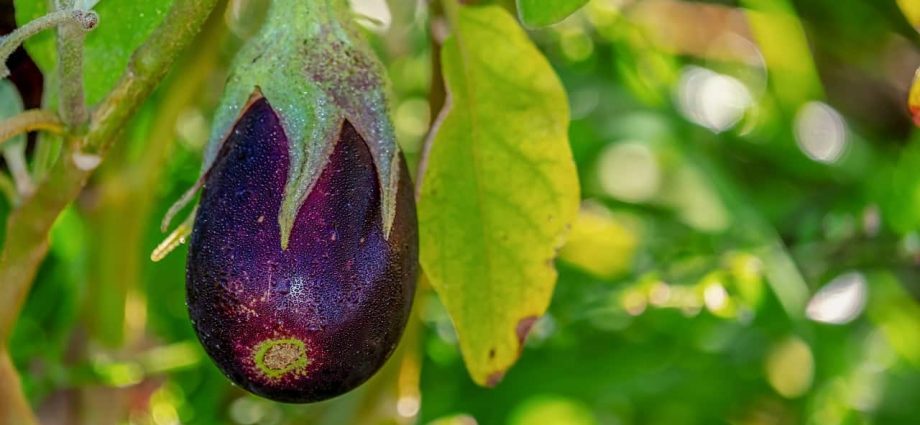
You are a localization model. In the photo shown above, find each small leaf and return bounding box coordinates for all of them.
[14,0,175,104]
[517,0,588,27]
[418,5,579,386]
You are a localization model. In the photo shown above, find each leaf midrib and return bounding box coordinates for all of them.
[450,12,501,359]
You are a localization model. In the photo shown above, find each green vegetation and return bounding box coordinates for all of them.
[0,0,918,424]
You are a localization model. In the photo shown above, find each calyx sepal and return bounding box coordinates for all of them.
[176,0,401,249]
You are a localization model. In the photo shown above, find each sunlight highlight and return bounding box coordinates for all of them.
[806,272,867,325]
[350,0,392,31]
[597,141,660,203]
[677,66,753,133]
[704,283,729,312]
[794,101,847,164]
[397,395,421,417]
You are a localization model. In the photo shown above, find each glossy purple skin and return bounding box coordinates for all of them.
[186,97,417,403]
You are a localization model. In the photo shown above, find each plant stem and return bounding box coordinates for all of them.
[441,0,462,29]
[415,0,448,198]
[0,348,37,425]
[4,142,36,199]
[0,173,18,205]
[56,0,89,129]
[0,0,218,347]
[0,109,64,147]
[85,8,226,349]
[0,1,217,419]
[0,9,97,79]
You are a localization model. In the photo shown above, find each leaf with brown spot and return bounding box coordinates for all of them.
[486,371,506,388]
[418,5,579,387]
[516,316,538,349]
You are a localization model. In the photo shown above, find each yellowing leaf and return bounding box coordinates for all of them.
[897,0,920,27]
[418,5,579,387]
[910,67,920,127]
[517,0,589,27]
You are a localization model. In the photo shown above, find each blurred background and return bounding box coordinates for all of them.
[2,0,920,424]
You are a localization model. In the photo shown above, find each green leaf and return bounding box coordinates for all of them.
[14,0,175,105]
[517,0,588,27]
[418,5,579,387]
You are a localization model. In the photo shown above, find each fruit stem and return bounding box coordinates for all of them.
[266,0,351,35]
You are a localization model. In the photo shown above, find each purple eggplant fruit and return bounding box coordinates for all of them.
[160,0,418,403]
[187,95,417,403]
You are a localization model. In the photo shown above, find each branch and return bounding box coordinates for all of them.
[415,0,448,198]
[0,9,97,79]
[0,0,219,343]
[0,109,64,147]
[0,3,217,421]
[0,349,36,425]
[56,0,93,128]
[0,2,218,420]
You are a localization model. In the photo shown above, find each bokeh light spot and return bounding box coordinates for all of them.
[677,66,753,133]
[806,271,867,325]
[765,336,814,398]
[349,0,392,32]
[794,101,847,164]
[509,395,598,425]
[597,141,661,203]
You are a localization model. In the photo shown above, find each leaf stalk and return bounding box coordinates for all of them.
[0,109,64,147]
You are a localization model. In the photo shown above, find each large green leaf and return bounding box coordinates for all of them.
[14,0,174,105]
[418,5,579,387]
[517,0,588,27]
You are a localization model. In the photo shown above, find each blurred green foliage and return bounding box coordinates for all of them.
[2,0,920,424]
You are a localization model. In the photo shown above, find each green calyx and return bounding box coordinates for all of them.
[205,0,401,249]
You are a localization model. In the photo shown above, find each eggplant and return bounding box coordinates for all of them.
[166,0,418,403]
